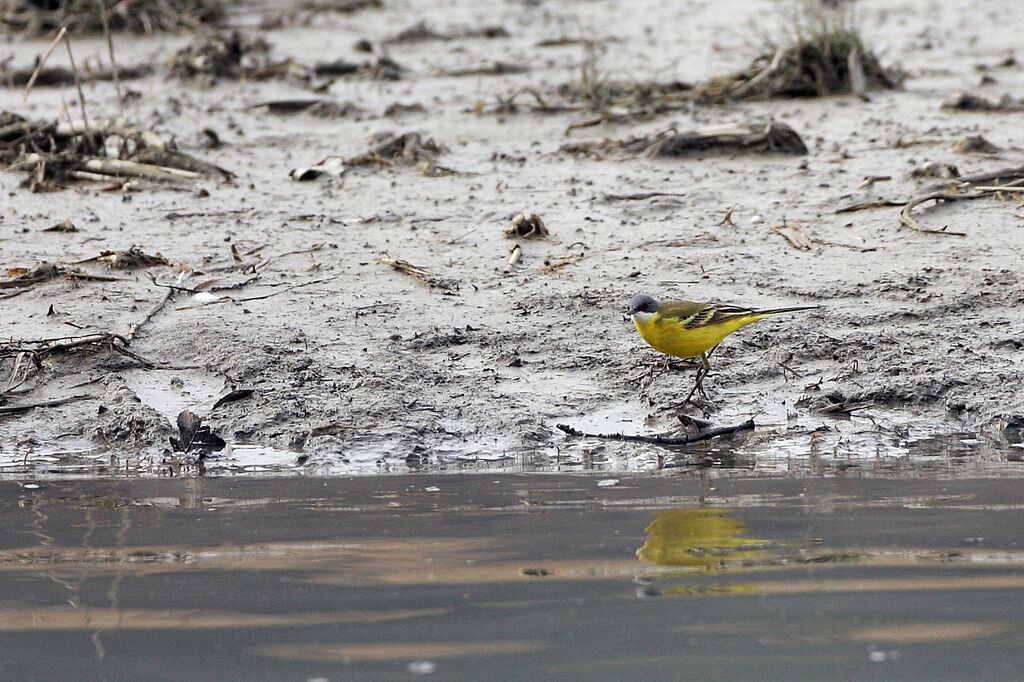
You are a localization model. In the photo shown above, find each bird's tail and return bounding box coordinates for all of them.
[757,305,819,316]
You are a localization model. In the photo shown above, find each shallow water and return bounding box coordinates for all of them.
[2,474,1023,679]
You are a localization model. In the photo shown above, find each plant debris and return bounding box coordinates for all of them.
[942,92,1024,112]
[561,121,807,158]
[694,7,900,101]
[0,61,152,87]
[170,31,292,81]
[251,99,365,118]
[898,166,1024,235]
[73,247,170,270]
[384,102,427,117]
[771,224,814,250]
[170,410,226,455]
[0,262,118,290]
[312,56,403,81]
[953,135,1001,154]
[1,0,224,35]
[556,418,756,446]
[378,256,459,292]
[439,61,528,78]
[1,112,232,191]
[42,220,78,233]
[910,161,959,179]
[384,20,509,44]
[299,0,382,13]
[506,213,550,239]
[345,131,446,167]
[558,75,692,119]
[171,32,403,85]
[1,333,134,365]
[211,388,254,411]
[505,4,896,124]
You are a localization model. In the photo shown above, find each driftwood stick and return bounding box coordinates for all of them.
[898,192,980,236]
[730,48,786,99]
[56,118,165,149]
[17,154,200,182]
[23,27,67,102]
[1,332,129,359]
[175,274,343,309]
[502,244,522,273]
[603,191,687,202]
[835,199,903,214]
[973,185,1024,193]
[126,272,188,341]
[897,177,1024,235]
[0,394,92,416]
[924,164,1024,193]
[556,418,755,445]
[81,158,199,181]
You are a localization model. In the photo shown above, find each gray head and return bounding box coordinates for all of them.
[627,294,659,316]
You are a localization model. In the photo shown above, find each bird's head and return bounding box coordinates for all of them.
[627,294,659,320]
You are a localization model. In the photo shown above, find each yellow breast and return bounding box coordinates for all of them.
[632,313,761,359]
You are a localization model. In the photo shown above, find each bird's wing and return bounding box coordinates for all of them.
[659,300,757,329]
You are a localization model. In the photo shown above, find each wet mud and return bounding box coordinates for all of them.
[1,0,1024,476]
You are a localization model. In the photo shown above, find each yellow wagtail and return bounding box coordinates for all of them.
[627,294,816,399]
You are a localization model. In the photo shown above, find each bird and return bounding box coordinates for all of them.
[626,294,816,400]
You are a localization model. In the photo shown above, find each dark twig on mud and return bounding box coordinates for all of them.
[898,192,974,235]
[835,199,903,213]
[0,332,169,369]
[556,418,755,445]
[144,273,197,294]
[127,273,188,341]
[602,191,687,202]
[817,399,874,415]
[0,394,92,416]
[176,274,343,309]
[2,332,128,358]
[254,243,325,271]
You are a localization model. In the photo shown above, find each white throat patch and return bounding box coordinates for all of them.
[631,311,656,323]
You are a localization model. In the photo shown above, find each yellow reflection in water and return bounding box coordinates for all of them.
[636,508,769,572]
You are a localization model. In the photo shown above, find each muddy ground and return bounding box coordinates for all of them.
[1,0,1023,477]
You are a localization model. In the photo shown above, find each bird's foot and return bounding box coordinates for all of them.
[684,368,712,406]
[684,395,716,415]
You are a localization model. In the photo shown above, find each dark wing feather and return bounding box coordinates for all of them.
[658,300,758,329]
[696,304,759,328]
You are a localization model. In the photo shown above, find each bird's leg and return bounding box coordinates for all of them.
[702,344,719,367]
[685,351,713,403]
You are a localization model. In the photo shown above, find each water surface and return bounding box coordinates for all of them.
[1,474,1022,679]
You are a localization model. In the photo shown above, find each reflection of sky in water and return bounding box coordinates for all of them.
[636,508,769,571]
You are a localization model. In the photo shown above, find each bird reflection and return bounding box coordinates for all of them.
[636,508,769,572]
